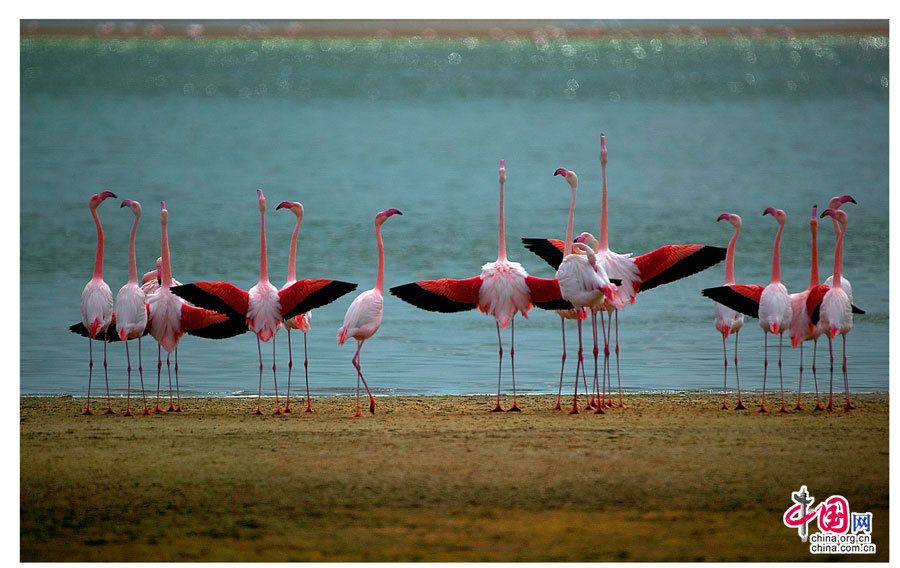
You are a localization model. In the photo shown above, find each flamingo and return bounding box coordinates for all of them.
[390,162,575,413]
[552,168,618,414]
[275,200,314,414]
[713,213,746,410]
[523,134,726,410]
[702,208,792,414]
[114,199,150,416]
[172,189,357,415]
[339,208,402,417]
[139,256,185,413]
[76,190,117,415]
[817,208,855,411]
[824,195,857,299]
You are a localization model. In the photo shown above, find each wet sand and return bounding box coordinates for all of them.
[21,393,888,561]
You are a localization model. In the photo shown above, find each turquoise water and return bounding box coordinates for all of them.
[21,33,888,397]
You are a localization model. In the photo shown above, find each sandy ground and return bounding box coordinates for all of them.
[21,393,888,561]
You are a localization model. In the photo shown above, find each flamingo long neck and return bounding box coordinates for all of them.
[724,224,739,285]
[160,219,173,288]
[599,158,609,252]
[90,207,104,280]
[259,209,269,282]
[832,222,845,288]
[374,223,386,294]
[127,214,139,284]
[563,184,577,256]
[287,214,301,283]
[497,177,507,262]
[809,223,820,288]
[770,222,784,284]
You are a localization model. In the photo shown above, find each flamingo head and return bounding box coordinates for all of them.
[498,159,506,184]
[120,199,142,218]
[600,133,608,165]
[717,212,742,229]
[828,194,857,209]
[821,208,848,228]
[575,232,599,250]
[160,201,168,225]
[809,205,818,229]
[554,167,578,189]
[572,241,597,265]
[376,208,403,225]
[257,188,266,212]
[275,200,304,221]
[89,190,117,208]
[763,207,786,224]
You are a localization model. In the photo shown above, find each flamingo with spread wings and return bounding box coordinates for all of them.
[391,161,576,413]
[171,189,357,415]
[523,135,726,409]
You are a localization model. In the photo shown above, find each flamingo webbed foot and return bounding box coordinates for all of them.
[757,404,769,414]
[252,405,263,416]
[813,402,825,412]
[551,402,562,411]
[141,406,152,416]
[593,405,605,415]
[123,407,134,417]
[734,400,747,410]
[80,406,93,416]
[103,406,116,415]
[506,403,521,412]
[489,404,504,413]
[778,404,790,414]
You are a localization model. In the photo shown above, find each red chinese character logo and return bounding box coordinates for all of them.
[817,496,850,534]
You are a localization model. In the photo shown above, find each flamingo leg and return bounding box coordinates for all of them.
[614,310,624,408]
[351,341,375,415]
[826,335,836,412]
[794,342,805,411]
[758,333,769,413]
[272,339,283,415]
[592,311,605,415]
[138,337,150,416]
[812,339,824,411]
[778,334,789,413]
[173,347,182,412]
[123,339,134,416]
[284,329,293,413]
[165,352,175,412]
[842,334,854,411]
[568,318,584,415]
[507,319,521,412]
[721,333,729,410]
[553,317,566,411]
[153,343,164,414]
[733,332,746,410]
[604,312,613,407]
[303,332,312,413]
[490,322,504,412]
[253,337,264,415]
[81,337,94,415]
[101,340,115,415]
[599,311,608,408]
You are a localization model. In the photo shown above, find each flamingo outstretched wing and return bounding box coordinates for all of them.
[635,244,726,293]
[701,284,764,318]
[390,277,483,313]
[806,284,866,324]
[521,237,566,270]
[279,279,358,320]
[524,276,575,310]
[180,304,248,339]
[68,313,133,342]
[171,282,250,317]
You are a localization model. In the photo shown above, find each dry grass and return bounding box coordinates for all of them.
[21,393,888,561]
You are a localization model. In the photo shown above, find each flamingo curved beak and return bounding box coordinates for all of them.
[820,208,837,219]
[275,201,293,211]
[763,207,778,217]
[835,194,857,206]
[553,168,569,177]
[717,213,731,222]
[98,190,117,201]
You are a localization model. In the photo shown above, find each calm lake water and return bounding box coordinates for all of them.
[21,32,889,397]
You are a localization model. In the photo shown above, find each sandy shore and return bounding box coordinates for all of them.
[21,393,888,561]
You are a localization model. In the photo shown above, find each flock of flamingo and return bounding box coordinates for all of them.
[70,134,864,417]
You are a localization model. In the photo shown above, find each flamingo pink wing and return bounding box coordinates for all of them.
[634,244,726,293]
[701,284,764,318]
[180,304,248,339]
[279,279,358,320]
[521,237,567,270]
[390,277,482,313]
[171,282,250,317]
[524,276,574,310]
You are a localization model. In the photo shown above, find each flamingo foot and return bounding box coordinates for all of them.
[123,407,134,417]
[567,404,579,415]
[593,405,605,415]
[174,406,183,413]
[489,403,504,413]
[506,403,521,412]
[813,401,825,412]
[587,398,597,409]
[793,403,804,412]
[846,400,856,410]
[165,403,176,412]
[369,399,376,415]
[142,406,152,416]
[80,406,93,416]
[551,402,562,411]
[353,408,362,418]
[721,402,729,410]
[282,402,291,414]
[252,405,263,416]
[843,401,854,412]
[757,404,769,414]
[825,400,836,412]
[778,404,790,414]
[151,404,165,415]
[734,400,747,410]
[273,406,283,416]
[103,405,116,415]
[304,402,313,413]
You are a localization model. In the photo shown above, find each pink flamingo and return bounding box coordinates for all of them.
[78,190,117,415]
[390,162,575,413]
[172,189,357,415]
[713,213,746,410]
[524,135,726,410]
[817,208,855,412]
[703,208,792,414]
[553,168,618,414]
[824,195,857,299]
[339,208,402,417]
[114,199,150,416]
[139,256,184,413]
[275,200,314,414]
